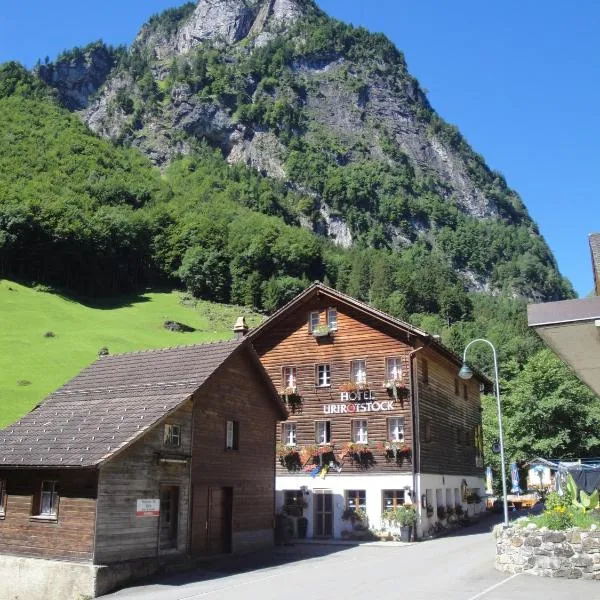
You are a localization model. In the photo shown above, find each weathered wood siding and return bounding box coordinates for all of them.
[94,401,192,564]
[190,347,280,554]
[252,299,416,476]
[417,349,484,477]
[0,469,97,561]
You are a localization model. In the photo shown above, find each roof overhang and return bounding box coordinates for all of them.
[528,296,600,395]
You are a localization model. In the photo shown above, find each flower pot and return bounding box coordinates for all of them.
[399,525,412,542]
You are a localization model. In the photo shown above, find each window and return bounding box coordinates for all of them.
[421,359,429,384]
[463,384,468,401]
[386,358,402,381]
[351,360,367,384]
[315,421,331,445]
[387,418,404,442]
[454,378,460,395]
[327,307,338,331]
[0,479,6,517]
[282,366,297,390]
[315,364,331,387]
[282,422,297,446]
[346,490,366,511]
[352,419,368,444]
[40,481,58,517]
[164,423,182,447]
[422,418,432,443]
[283,490,305,517]
[226,420,239,450]
[308,311,320,332]
[456,426,462,445]
[383,489,405,511]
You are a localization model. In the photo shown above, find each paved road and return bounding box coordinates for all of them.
[101,517,598,599]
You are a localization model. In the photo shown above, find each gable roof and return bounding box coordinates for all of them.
[590,233,600,296]
[0,339,285,468]
[248,282,491,386]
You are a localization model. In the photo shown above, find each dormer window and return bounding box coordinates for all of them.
[327,308,338,331]
[308,311,320,332]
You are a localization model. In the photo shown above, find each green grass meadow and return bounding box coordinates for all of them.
[0,280,263,427]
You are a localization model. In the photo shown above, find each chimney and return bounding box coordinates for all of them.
[233,316,249,340]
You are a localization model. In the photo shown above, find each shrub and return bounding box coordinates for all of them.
[539,506,574,530]
[43,331,55,338]
[98,347,109,357]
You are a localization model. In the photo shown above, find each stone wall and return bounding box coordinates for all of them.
[495,524,600,580]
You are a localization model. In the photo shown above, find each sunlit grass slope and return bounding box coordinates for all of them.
[0,280,263,427]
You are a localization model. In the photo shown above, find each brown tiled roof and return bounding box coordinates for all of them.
[0,339,243,468]
[590,233,600,296]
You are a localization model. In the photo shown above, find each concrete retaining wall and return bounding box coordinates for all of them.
[495,524,600,580]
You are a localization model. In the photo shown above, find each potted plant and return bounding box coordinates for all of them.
[383,379,410,400]
[437,506,447,520]
[397,505,417,541]
[426,504,434,518]
[342,507,368,531]
[312,324,333,338]
[276,444,302,472]
[280,387,302,413]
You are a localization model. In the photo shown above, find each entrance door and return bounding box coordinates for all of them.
[191,486,233,555]
[159,485,180,550]
[314,490,333,537]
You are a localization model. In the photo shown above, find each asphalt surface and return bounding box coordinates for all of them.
[101,514,598,599]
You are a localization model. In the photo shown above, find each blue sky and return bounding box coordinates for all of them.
[1,0,598,297]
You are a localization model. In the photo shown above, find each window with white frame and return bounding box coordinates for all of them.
[164,423,182,447]
[387,417,404,442]
[352,419,368,444]
[282,422,297,446]
[385,357,402,381]
[0,479,6,517]
[315,364,331,387]
[282,366,297,390]
[315,421,331,445]
[40,481,59,517]
[351,360,367,384]
[327,307,338,331]
[308,311,320,332]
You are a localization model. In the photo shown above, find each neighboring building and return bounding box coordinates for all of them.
[249,283,488,540]
[0,339,286,600]
[528,233,600,396]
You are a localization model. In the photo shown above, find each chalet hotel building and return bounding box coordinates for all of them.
[250,283,487,539]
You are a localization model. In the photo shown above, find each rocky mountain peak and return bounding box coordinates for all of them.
[136,0,309,60]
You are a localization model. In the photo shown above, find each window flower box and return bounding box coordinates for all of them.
[384,380,410,400]
[312,324,333,338]
[280,388,302,413]
[276,444,302,472]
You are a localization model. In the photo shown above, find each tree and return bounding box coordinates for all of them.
[504,349,600,461]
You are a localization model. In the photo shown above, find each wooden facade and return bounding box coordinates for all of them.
[0,340,284,585]
[249,283,487,538]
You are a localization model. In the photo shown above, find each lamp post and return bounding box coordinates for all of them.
[458,339,509,528]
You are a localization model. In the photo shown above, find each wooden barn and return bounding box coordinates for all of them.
[248,282,488,540]
[0,338,286,600]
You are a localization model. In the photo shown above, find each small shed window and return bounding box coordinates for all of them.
[454,378,460,395]
[226,420,239,450]
[39,481,58,517]
[164,424,182,447]
[422,418,432,443]
[463,384,468,401]
[0,479,6,516]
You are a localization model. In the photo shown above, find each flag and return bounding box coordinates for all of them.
[486,466,493,495]
[510,462,521,494]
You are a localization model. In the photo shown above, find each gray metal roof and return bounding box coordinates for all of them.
[0,339,243,468]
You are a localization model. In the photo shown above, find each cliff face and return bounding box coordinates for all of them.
[33,0,563,300]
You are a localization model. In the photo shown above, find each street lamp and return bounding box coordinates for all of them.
[459,338,509,528]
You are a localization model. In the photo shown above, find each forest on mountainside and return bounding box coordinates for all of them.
[0,0,597,467]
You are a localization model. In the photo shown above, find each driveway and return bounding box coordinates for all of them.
[101,516,598,599]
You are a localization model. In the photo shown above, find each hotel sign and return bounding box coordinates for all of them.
[324,399,394,414]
